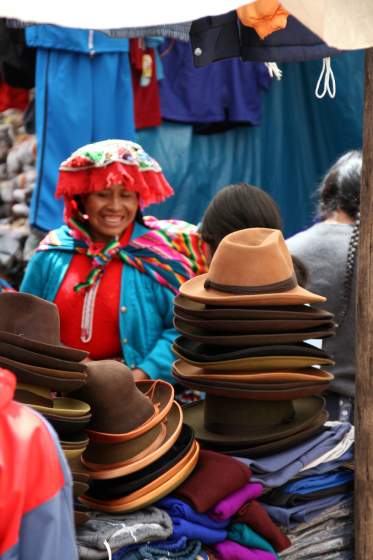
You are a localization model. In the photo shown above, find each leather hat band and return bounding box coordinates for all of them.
[204,273,297,295]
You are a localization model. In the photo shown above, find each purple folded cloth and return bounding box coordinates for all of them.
[210,482,264,521]
[213,540,277,559]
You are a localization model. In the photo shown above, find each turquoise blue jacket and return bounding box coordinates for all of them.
[20,223,177,384]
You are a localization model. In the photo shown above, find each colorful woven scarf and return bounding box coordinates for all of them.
[38,216,208,294]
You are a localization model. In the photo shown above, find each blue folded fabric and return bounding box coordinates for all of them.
[282,471,353,495]
[263,493,351,528]
[172,517,227,544]
[301,447,354,476]
[157,497,230,529]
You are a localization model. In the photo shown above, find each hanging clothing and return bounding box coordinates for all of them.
[0,80,29,111]
[130,38,163,130]
[160,39,271,131]
[25,25,136,232]
[189,13,340,68]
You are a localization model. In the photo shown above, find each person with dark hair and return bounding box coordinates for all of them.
[287,150,361,422]
[200,182,307,286]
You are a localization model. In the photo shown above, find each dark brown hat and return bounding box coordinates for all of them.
[0,341,87,372]
[73,361,174,442]
[85,401,183,480]
[204,410,329,457]
[183,394,325,446]
[172,369,329,400]
[0,292,88,361]
[173,337,335,371]
[174,310,335,334]
[1,360,87,392]
[174,295,334,321]
[174,317,335,347]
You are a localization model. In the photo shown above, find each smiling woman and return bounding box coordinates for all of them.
[20,140,207,384]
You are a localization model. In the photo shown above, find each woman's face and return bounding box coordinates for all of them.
[82,184,138,243]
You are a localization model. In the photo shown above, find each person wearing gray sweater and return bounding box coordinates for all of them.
[287,150,361,422]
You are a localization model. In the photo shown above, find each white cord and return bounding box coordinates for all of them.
[315,57,336,99]
[265,62,283,80]
[103,540,112,560]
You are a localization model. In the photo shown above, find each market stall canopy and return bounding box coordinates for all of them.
[1,0,373,50]
[0,1,251,30]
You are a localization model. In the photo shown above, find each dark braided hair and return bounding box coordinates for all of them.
[318,151,362,326]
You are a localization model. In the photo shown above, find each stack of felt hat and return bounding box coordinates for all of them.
[173,228,336,457]
[0,292,91,517]
[75,360,200,513]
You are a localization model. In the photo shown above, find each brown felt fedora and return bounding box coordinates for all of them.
[80,440,199,513]
[174,295,334,321]
[72,360,174,442]
[85,401,183,480]
[174,310,334,334]
[173,360,334,384]
[2,361,88,392]
[206,409,329,456]
[174,317,335,346]
[0,292,88,361]
[180,229,325,306]
[183,394,325,446]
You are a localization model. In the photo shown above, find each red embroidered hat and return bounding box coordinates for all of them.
[56,139,174,220]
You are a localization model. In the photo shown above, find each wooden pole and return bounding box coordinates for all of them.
[355,47,373,560]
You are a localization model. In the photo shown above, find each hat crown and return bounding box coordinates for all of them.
[74,360,154,434]
[207,228,295,290]
[0,292,60,344]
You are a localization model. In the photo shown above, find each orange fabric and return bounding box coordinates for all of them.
[237,0,289,39]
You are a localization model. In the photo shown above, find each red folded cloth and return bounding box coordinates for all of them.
[175,450,252,513]
[234,500,291,552]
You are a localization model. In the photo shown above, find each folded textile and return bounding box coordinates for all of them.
[237,422,351,487]
[263,493,351,529]
[263,482,353,507]
[76,507,173,559]
[279,533,353,560]
[120,539,207,559]
[300,424,354,472]
[228,524,279,558]
[112,537,190,559]
[157,497,229,529]
[283,471,354,494]
[233,501,290,553]
[210,482,263,521]
[175,450,252,513]
[171,518,228,545]
[296,448,354,476]
[213,540,277,559]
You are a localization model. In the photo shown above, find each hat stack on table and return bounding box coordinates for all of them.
[0,292,91,518]
[76,360,200,515]
[173,228,336,457]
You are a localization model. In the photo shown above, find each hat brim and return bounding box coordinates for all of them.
[207,410,329,457]
[0,330,88,362]
[180,274,326,306]
[173,360,334,383]
[85,401,183,479]
[173,337,334,365]
[45,413,92,436]
[5,363,87,391]
[30,396,91,417]
[0,340,87,372]
[174,318,335,347]
[86,380,174,443]
[174,295,333,320]
[0,353,87,379]
[173,371,328,400]
[88,424,195,500]
[79,440,199,513]
[183,396,325,445]
[174,311,334,334]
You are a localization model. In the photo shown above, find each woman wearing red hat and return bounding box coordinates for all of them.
[21,140,207,383]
